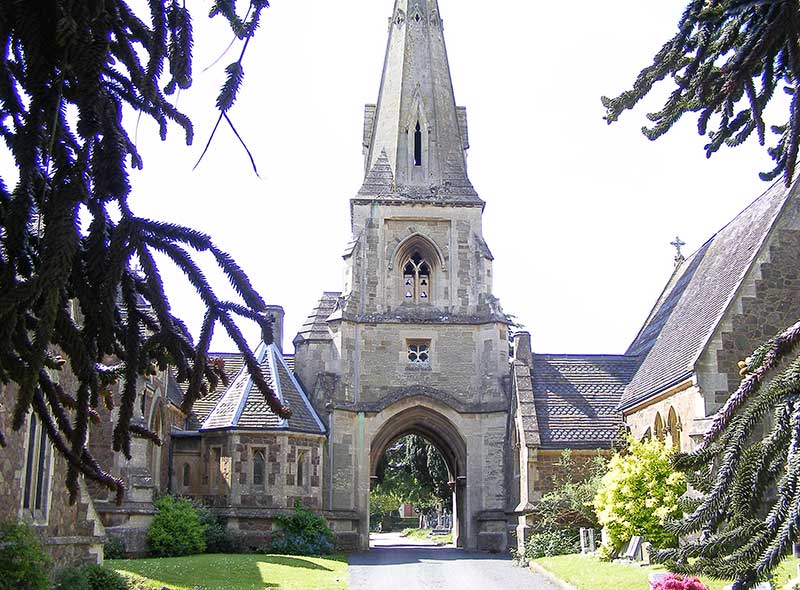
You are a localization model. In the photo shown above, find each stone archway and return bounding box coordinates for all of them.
[368,404,467,548]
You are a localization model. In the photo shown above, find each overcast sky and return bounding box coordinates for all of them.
[10,0,781,356]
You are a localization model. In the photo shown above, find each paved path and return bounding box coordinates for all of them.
[348,533,558,590]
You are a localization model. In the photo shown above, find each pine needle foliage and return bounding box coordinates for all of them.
[0,0,289,505]
[654,320,800,589]
[603,0,800,186]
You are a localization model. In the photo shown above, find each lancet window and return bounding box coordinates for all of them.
[22,414,51,519]
[413,122,423,167]
[403,252,431,303]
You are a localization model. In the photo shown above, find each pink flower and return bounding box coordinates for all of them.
[651,573,709,590]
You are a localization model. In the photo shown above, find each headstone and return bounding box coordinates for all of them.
[622,536,643,561]
[580,528,596,554]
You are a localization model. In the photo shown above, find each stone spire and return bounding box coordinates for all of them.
[359,0,479,203]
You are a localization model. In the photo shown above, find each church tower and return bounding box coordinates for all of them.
[294,0,511,552]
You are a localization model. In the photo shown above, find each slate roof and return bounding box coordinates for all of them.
[620,180,793,411]
[199,342,325,434]
[532,354,638,449]
[294,292,341,343]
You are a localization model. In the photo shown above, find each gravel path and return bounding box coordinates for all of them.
[347,533,558,590]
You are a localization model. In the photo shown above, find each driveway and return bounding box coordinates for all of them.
[348,533,558,590]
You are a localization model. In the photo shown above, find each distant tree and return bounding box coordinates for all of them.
[604,2,800,588]
[375,435,452,514]
[603,0,800,185]
[0,0,287,505]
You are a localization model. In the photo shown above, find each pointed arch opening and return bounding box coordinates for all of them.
[369,405,467,547]
[667,407,681,449]
[654,412,665,442]
[413,122,423,167]
[394,234,444,306]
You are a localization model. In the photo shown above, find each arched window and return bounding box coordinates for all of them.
[150,404,164,491]
[413,122,423,167]
[253,449,266,486]
[297,450,309,489]
[23,414,51,519]
[182,463,191,488]
[667,408,681,449]
[403,252,431,304]
[654,413,665,442]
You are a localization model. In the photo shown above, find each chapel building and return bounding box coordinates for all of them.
[2,0,800,564]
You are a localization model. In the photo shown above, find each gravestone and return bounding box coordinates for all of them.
[580,528,596,554]
[622,536,643,561]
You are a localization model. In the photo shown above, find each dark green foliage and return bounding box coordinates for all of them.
[55,565,129,590]
[103,537,126,561]
[0,0,284,505]
[520,530,580,561]
[0,521,51,590]
[147,496,206,557]
[83,565,130,590]
[654,321,800,589]
[54,567,90,590]
[194,502,235,553]
[603,0,800,185]
[373,435,452,514]
[529,450,607,535]
[271,502,334,556]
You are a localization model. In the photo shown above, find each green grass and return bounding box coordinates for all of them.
[400,528,453,545]
[107,553,348,590]
[534,554,800,590]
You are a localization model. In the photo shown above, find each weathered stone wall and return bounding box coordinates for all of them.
[700,219,800,416]
[623,383,703,453]
[0,383,105,567]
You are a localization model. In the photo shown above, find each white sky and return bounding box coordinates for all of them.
[6,0,781,356]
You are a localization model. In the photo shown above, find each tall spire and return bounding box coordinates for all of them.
[359,0,479,203]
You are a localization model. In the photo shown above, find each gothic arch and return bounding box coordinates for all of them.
[654,412,665,442]
[369,405,466,480]
[667,407,681,449]
[390,232,447,271]
[369,404,467,547]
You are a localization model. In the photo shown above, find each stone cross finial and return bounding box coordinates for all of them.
[670,236,686,266]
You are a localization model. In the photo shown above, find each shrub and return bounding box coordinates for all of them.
[0,521,51,590]
[147,496,206,557]
[522,530,579,560]
[54,567,90,590]
[271,502,334,556]
[193,502,235,553]
[103,537,126,560]
[594,436,686,555]
[651,573,708,590]
[83,564,129,590]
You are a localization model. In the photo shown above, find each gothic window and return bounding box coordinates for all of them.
[403,252,431,303]
[22,414,51,519]
[413,122,423,167]
[667,407,681,449]
[182,464,191,488]
[654,412,665,442]
[297,450,309,490]
[253,449,266,486]
[407,340,431,365]
[210,447,222,492]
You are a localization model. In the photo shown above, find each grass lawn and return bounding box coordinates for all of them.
[107,553,348,590]
[400,527,453,545]
[534,554,800,590]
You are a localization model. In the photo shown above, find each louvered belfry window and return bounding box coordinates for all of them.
[403,252,431,304]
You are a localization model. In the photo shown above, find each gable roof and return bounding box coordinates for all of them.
[620,179,794,411]
[532,354,637,449]
[196,343,324,434]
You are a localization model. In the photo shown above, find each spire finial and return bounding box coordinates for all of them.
[670,235,686,266]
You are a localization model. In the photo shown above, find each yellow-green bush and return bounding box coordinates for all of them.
[593,437,686,555]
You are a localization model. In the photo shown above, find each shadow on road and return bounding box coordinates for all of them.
[348,533,512,567]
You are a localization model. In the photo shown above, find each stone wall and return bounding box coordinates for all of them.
[0,383,105,567]
[623,383,703,453]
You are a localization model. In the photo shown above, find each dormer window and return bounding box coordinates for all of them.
[403,252,431,303]
[413,122,423,167]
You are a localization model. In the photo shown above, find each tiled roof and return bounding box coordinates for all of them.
[200,343,325,435]
[620,180,793,410]
[532,355,638,449]
[294,292,341,343]
[183,352,246,425]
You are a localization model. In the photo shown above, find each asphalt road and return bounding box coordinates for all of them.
[347,533,558,590]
